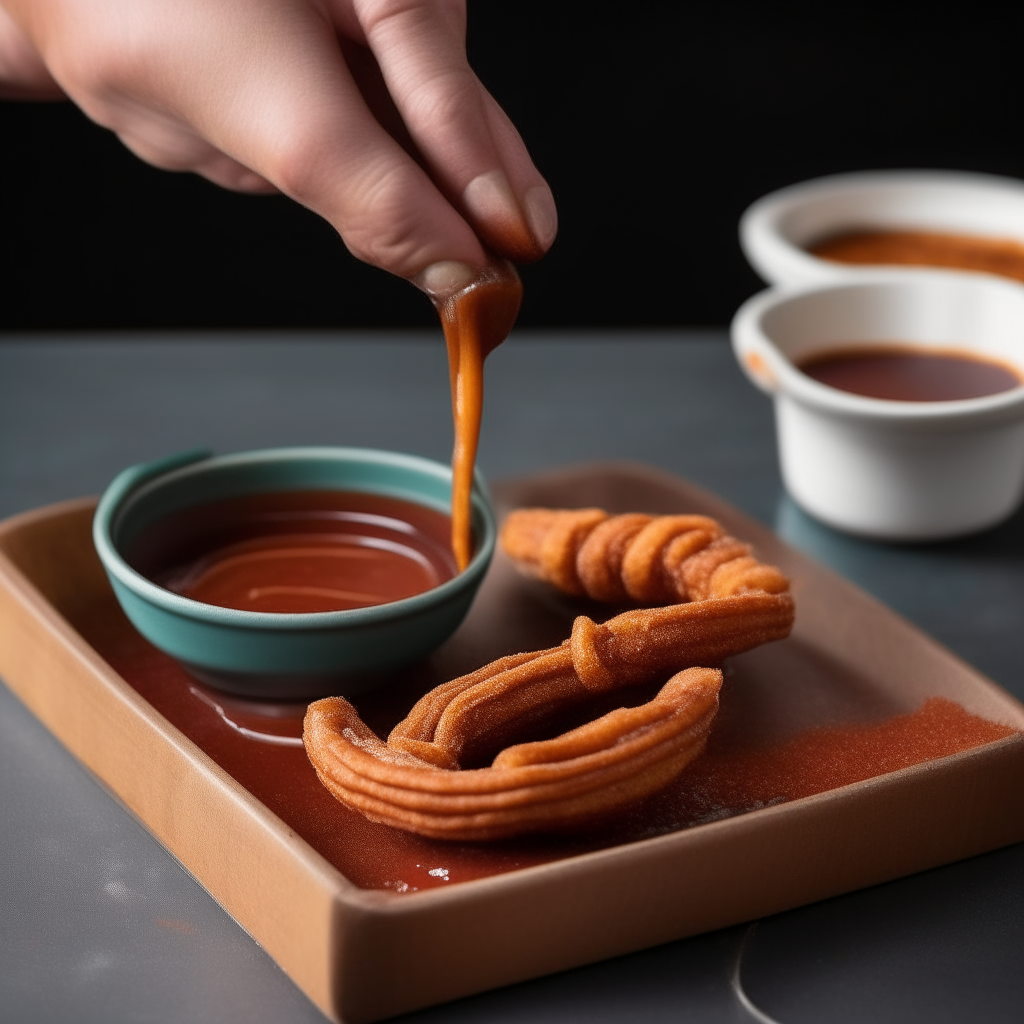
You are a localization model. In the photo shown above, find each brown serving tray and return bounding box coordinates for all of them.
[1,462,1023,1024]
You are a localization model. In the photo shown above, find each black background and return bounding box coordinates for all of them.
[3,2,1024,331]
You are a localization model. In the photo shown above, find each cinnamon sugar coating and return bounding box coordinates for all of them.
[303,591,794,841]
[501,508,790,602]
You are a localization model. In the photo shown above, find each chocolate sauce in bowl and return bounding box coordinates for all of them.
[127,490,456,613]
[798,345,1022,402]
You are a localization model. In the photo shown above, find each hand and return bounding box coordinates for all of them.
[0,0,557,293]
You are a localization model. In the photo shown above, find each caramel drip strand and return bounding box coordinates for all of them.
[434,259,522,572]
[500,508,789,603]
[303,590,795,841]
[444,309,483,574]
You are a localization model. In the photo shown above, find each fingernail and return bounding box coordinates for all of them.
[463,169,520,228]
[523,184,558,249]
[415,260,478,300]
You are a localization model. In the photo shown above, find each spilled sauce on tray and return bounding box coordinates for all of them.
[74,591,1017,893]
[126,490,455,613]
[799,345,1022,402]
[809,228,1024,283]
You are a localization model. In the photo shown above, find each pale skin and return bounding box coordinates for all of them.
[0,0,557,297]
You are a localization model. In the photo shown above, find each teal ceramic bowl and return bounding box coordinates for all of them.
[93,447,496,700]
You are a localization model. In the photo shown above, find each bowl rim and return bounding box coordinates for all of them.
[739,168,1024,286]
[730,269,1024,423]
[743,167,1024,236]
[92,445,496,632]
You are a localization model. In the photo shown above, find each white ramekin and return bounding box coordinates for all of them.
[731,270,1024,540]
[740,170,1024,288]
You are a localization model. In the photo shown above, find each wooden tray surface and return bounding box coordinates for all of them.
[1,462,1022,1023]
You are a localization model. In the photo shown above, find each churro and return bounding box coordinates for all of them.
[303,590,793,840]
[501,508,789,603]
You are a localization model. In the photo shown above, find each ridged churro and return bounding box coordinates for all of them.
[501,508,789,604]
[303,590,793,840]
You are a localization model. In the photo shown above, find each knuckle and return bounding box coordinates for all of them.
[338,168,428,273]
[266,135,430,275]
[401,67,477,131]
[345,221,421,275]
[265,127,335,201]
[118,124,216,173]
[356,0,465,35]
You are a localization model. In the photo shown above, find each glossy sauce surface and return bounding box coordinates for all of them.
[809,229,1024,283]
[73,590,1018,893]
[799,345,1022,402]
[127,490,455,613]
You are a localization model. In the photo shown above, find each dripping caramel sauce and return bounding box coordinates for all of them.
[431,198,540,571]
[435,260,523,570]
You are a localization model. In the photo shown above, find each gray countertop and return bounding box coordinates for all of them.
[1,331,1022,1023]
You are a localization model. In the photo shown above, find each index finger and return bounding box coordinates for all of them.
[352,0,557,262]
